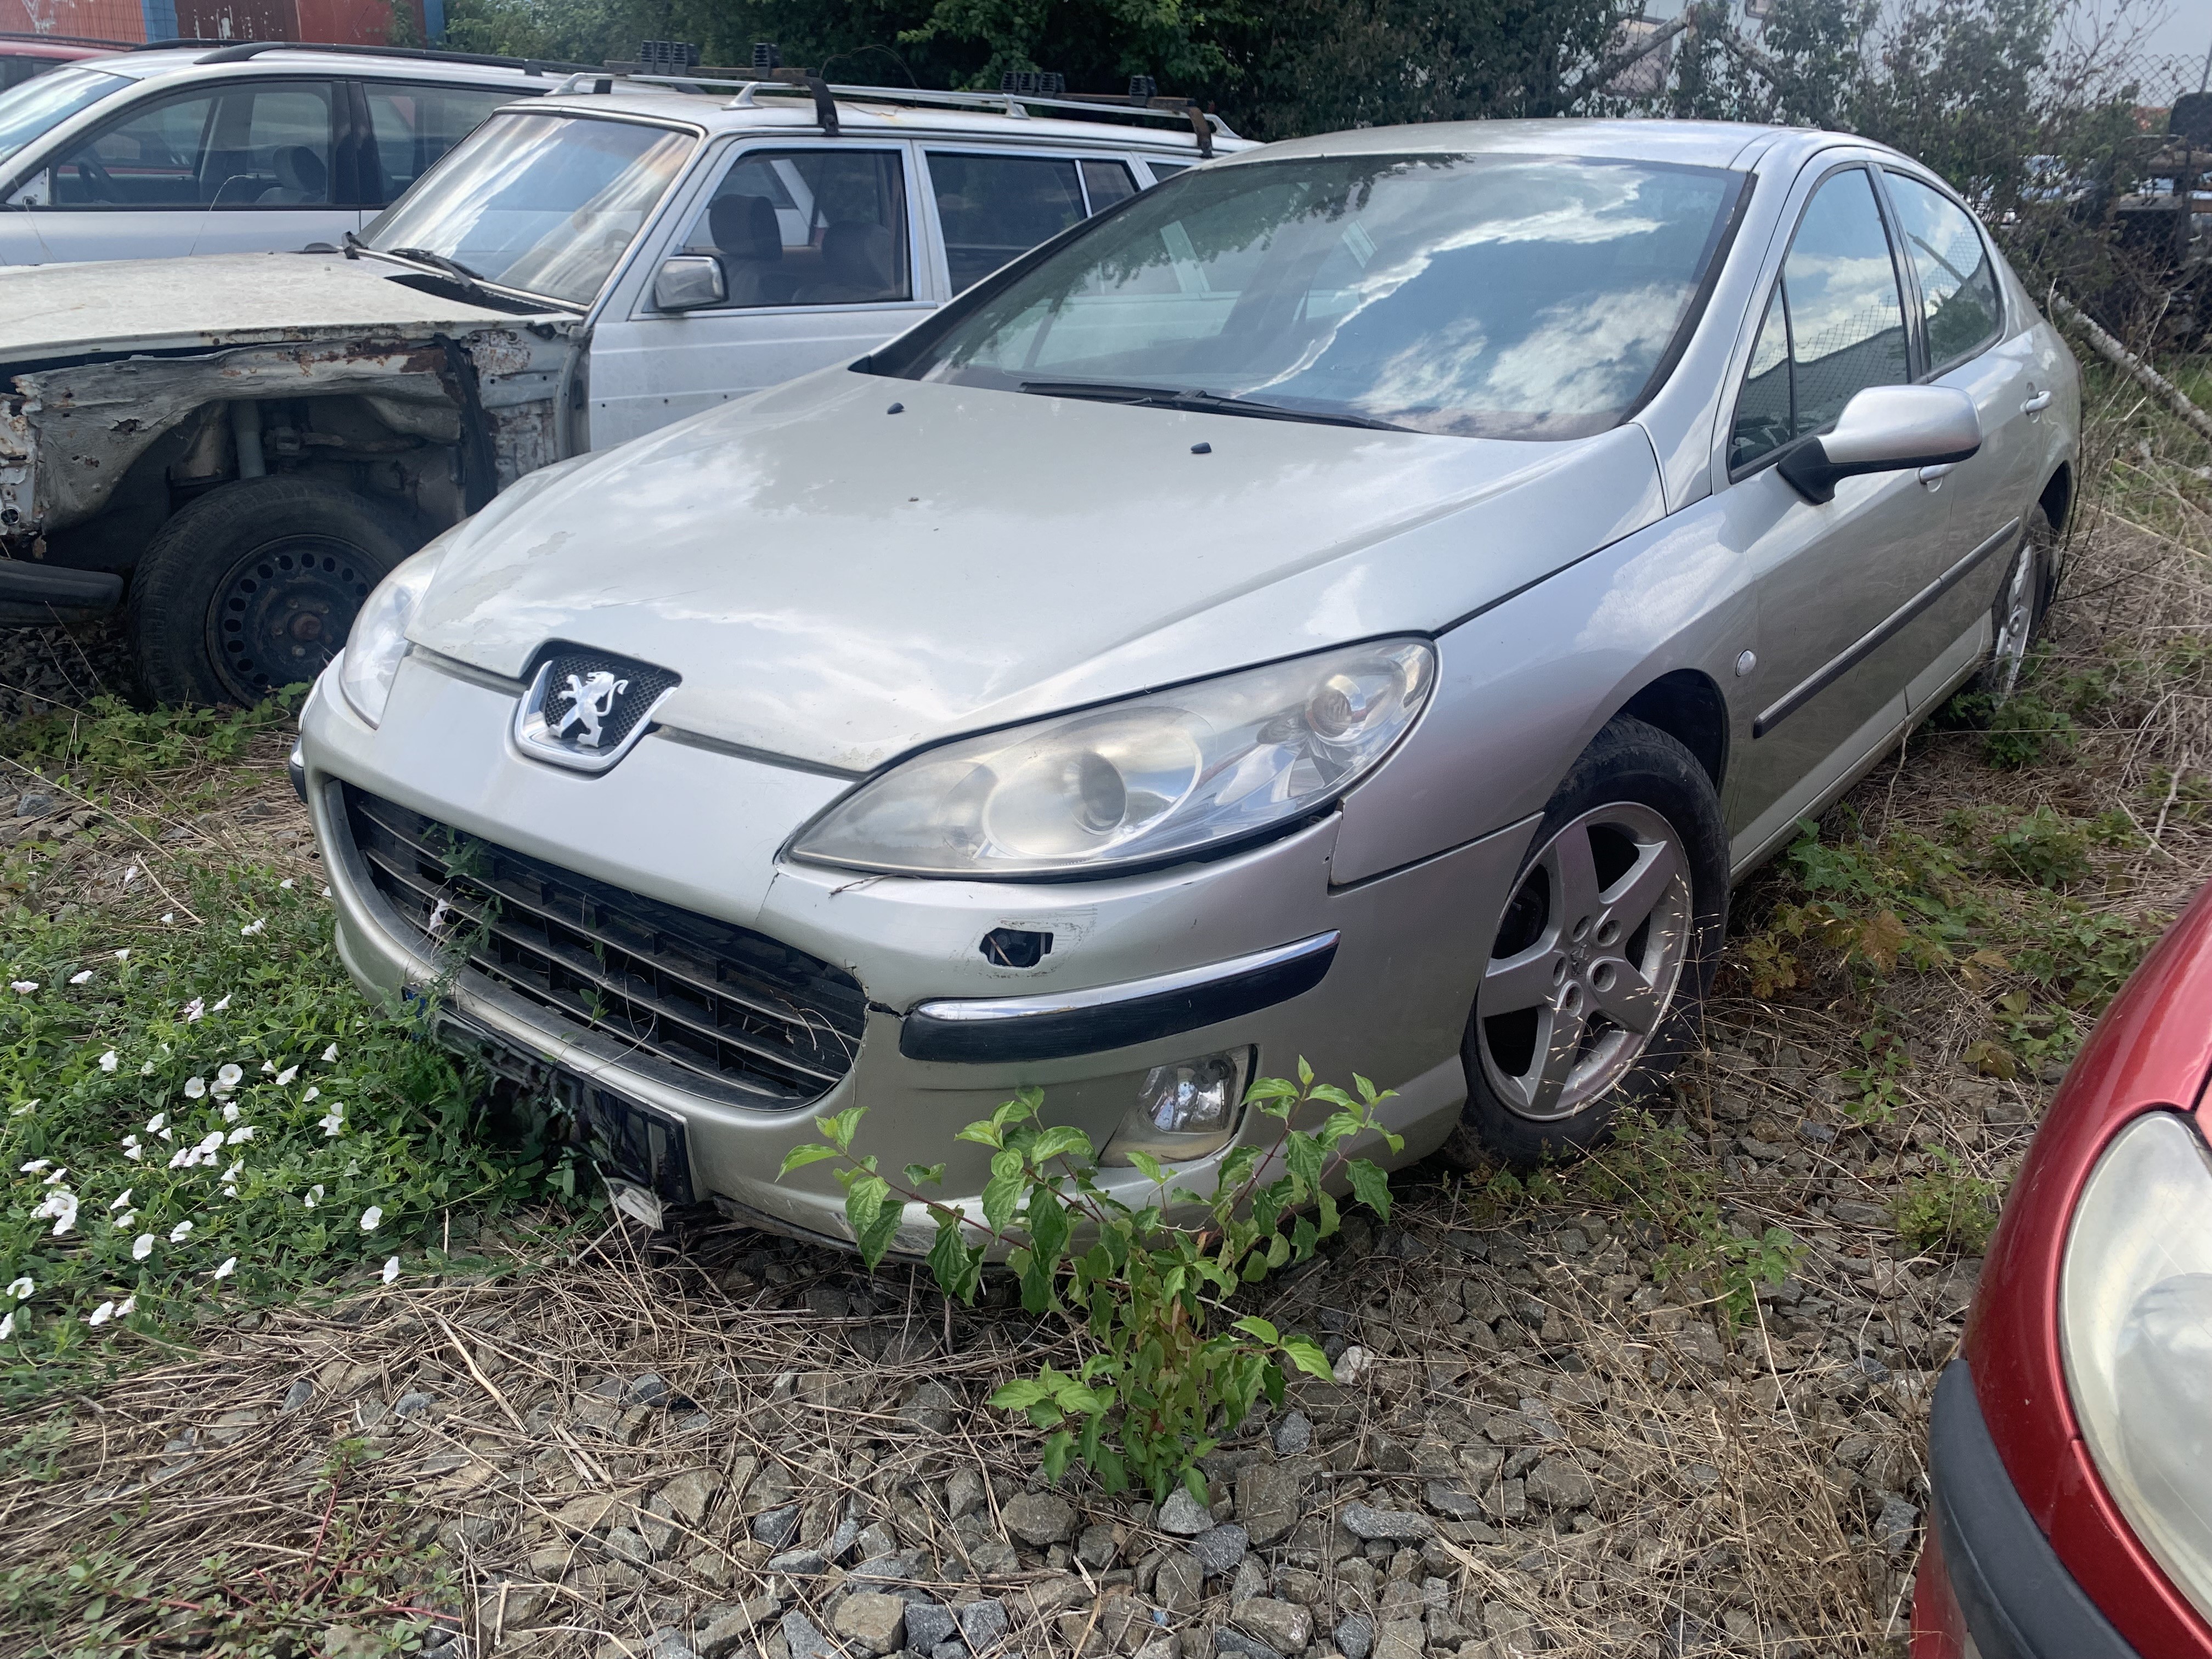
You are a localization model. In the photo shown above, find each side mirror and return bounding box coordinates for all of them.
[1778,385,1981,505]
[653,255,726,313]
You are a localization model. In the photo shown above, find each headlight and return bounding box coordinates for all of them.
[337,545,444,727]
[2059,1110,2212,1624]
[792,639,1435,877]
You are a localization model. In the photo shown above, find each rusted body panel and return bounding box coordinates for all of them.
[0,252,579,560]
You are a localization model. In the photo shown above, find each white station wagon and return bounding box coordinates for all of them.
[0,76,1242,703]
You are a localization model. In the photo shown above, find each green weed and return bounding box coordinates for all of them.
[1893,1148,2004,1255]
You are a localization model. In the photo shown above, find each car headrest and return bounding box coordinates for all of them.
[709,193,781,262]
[272,144,325,198]
[820,220,894,286]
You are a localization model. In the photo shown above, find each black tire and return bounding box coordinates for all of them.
[129,476,425,707]
[1442,715,1729,1169]
[1971,506,2057,704]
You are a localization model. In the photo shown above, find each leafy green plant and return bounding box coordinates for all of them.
[1654,1207,1804,1328]
[778,1062,1402,1501]
[1980,805,2092,889]
[1893,1147,2003,1255]
[1839,1030,1913,1124]
[2,693,300,792]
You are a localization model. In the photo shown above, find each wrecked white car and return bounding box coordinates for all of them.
[0,77,1233,703]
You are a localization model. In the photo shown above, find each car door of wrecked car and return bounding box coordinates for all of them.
[1718,157,1957,870]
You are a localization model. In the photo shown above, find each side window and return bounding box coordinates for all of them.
[213,83,335,207]
[672,148,910,308]
[51,88,221,206]
[1144,160,1188,186]
[1729,166,1910,471]
[364,82,520,207]
[1080,158,1137,212]
[927,151,1087,292]
[1884,171,2004,373]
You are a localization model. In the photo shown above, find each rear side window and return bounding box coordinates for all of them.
[365,82,521,206]
[1884,170,2004,373]
[1729,166,1909,470]
[928,151,1087,292]
[675,148,911,307]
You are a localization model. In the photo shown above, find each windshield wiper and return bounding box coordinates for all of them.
[388,245,488,283]
[1018,380,1410,433]
[344,233,575,315]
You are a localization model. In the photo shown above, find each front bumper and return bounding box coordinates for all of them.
[1917,1359,2136,1659]
[299,651,1538,1249]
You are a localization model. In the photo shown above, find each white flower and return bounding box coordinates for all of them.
[222,1103,240,1123]
[168,1220,193,1243]
[184,1076,205,1098]
[98,1049,117,1073]
[212,995,231,1012]
[18,1159,49,1175]
[10,981,37,995]
[358,1206,382,1232]
[35,1189,78,1235]
[280,877,295,889]
[211,1257,235,1280]
[123,866,138,885]
[10,1101,34,1116]
[322,1044,338,1063]
[426,899,450,934]
[218,1161,241,1187]
[5,1277,30,1300]
[214,1063,243,1092]
[69,970,91,985]
[321,885,332,898]
[114,949,129,961]
[302,1086,320,1104]
[121,1136,143,1162]
[109,1189,132,1211]
[0,1311,14,1340]
[381,1256,400,1284]
[167,1147,191,1170]
[139,1060,154,1076]
[317,1105,346,1137]
[196,1131,223,1156]
[182,997,203,1020]
[239,919,264,937]
[116,1295,134,1316]
[275,1065,298,1086]
[304,1183,324,1208]
[260,1060,275,1075]
[114,1211,136,1229]
[87,1300,114,1327]
[132,1234,155,1260]
[162,913,174,924]
[42,1166,66,1184]
[225,1126,253,1145]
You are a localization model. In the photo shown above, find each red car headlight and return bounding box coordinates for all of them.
[2060,1109,2212,1624]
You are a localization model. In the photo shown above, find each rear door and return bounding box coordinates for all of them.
[921,148,1138,294]
[1877,166,2042,708]
[183,78,354,256]
[586,138,931,447]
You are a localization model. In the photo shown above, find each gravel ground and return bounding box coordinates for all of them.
[1,381,2207,1659]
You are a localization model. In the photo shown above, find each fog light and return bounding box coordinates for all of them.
[1100,1049,1251,1166]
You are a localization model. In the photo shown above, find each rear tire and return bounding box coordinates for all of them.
[1442,716,1728,1169]
[130,476,424,707]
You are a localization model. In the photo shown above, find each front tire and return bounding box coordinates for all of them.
[1448,716,1728,1167]
[129,477,424,707]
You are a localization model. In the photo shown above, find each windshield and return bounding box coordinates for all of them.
[0,65,129,176]
[878,154,1742,439]
[363,110,695,307]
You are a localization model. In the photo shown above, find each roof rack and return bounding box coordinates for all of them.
[0,31,130,48]
[184,40,596,75]
[617,74,1237,140]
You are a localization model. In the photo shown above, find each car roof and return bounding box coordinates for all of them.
[521,81,1250,156]
[1224,117,1868,173]
[95,46,562,86]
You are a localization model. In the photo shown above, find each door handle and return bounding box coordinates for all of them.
[2021,390,2052,415]
[1918,463,1956,487]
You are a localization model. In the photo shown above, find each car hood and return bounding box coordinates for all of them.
[409,369,1667,775]
[0,250,555,365]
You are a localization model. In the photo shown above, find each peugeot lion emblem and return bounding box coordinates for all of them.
[514,648,679,774]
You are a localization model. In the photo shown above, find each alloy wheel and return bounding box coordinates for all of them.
[1989,536,2039,703]
[1475,800,1694,1122]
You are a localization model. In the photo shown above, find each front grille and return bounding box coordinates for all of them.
[341,786,865,1105]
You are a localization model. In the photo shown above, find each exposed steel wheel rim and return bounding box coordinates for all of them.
[204,535,380,704]
[1475,800,1693,1123]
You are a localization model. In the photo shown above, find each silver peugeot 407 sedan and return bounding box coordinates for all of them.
[297,118,2078,1245]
